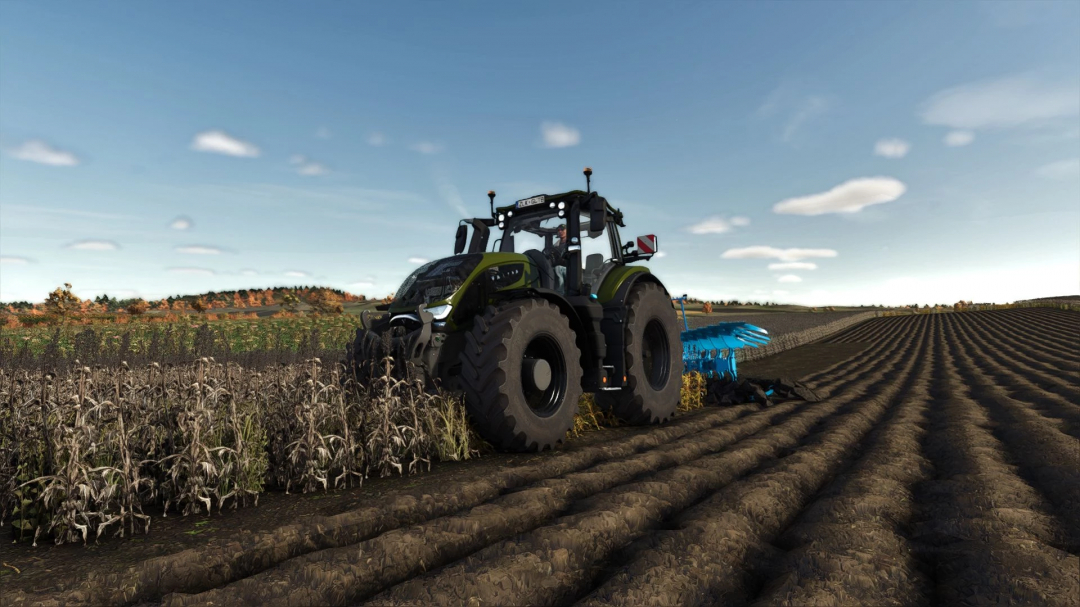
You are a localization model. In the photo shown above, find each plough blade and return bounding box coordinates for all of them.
[680,322,770,381]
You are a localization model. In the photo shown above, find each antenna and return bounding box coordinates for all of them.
[584,167,592,193]
[488,190,496,217]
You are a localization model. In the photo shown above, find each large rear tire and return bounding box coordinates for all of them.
[460,299,583,452]
[596,282,682,424]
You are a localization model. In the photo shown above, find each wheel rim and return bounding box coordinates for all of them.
[521,332,566,417]
[641,318,671,391]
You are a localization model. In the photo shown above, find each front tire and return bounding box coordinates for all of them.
[596,282,682,424]
[460,299,583,452]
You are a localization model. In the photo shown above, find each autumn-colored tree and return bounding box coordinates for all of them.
[126,299,150,317]
[191,297,209,314]
[44,283,81,323]
[702,301,713,314]
[308,289,344,315]
[279,291,301,313]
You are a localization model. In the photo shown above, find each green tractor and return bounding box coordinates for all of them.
[346,168,682,452]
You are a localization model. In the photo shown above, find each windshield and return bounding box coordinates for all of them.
[496,209,615,262]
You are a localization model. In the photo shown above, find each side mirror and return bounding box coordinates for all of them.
[454,224,468,255]
[589,195,605,234]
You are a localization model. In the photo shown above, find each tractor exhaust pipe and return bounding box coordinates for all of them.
[488,190,496,218]
[584,167,592,193]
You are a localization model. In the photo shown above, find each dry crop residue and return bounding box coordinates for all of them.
[8,308,1079,607]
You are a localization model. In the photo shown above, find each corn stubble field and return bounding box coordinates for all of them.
[3,307,1079,606]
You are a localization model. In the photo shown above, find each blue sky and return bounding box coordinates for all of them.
[1,1,1078,306]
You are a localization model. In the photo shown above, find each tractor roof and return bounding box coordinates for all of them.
[495,190,625,227]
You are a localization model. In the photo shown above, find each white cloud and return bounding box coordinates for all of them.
[175,245,222,255]
[0,256,33,264]
[410,141,444,154]
[408,257,429,265]
[170,216,192,230]
[65,240,119,251]
[8,140,80,166]
[687,216,751,234]
[289,154,306,165]
[1035,158,1080,179]
[920,74,1080,130]
[168,267,215,275]
[773,177,906,215]
[652,251,667,258]
[316,127,332,139]
[190,130,261,157]
[768,262,817,270]
[777,275,802,283]
[874,138,911,158]
[944,130,975,147]
[721,246,838,262]
[772,290,789,296]
[368,132,387,146]
[240,269,258,276]
[284,270,310,278]
[297,162,329,176]
[540,122,581,148]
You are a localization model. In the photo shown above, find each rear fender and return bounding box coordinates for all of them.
[599,271,671,381]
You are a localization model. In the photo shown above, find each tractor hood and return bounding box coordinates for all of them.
[388,252,532,315]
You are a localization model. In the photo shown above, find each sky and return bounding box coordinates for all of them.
[1,1,1078,307]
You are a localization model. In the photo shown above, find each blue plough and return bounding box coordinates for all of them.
[675,295,771,382]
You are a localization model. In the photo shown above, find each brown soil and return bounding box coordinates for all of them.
[3,308,1078,607]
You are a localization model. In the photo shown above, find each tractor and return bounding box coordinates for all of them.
[346,168,682,452]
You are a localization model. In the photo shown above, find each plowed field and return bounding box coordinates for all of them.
[7,308,1079,607]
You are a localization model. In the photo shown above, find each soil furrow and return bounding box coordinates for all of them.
[364,315,928,607]
[979,309,1080,355]
[958,311,1080,392]
[966,311,1080,374]
[163,401,813,607]
[1001,308,1080,340]
[570,315,931,607]
[941,313,1080,551]
[749,316,936,606]
[799,317,916,392]
[909,316,1080,606]
[824,317,895,344]
[949,313,1080,439]
[796,317,910,386]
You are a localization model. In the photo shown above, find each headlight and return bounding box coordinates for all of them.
[498,213,505,221]
[558,202,565,210]
[424,303,452,320]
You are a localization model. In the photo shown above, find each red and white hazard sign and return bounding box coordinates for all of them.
[637,234,658,254]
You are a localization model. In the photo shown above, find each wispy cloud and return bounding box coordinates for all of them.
[289,154,329,176]
[408,257,429,264]
[168,267,215,275]
[920,73,1080,130]
[368,132,387,146]
[349,281,374,288]
[782,96,829,142]
[944,130,975,147]
[240,269,258,276]
[874,138,911,158]
[175,245,223,255]
[7,140,80,166]
[768,262,817,270]
[653,251,667,258]
[65,240,120,251]
[170,216,193,230]
[687,216,752,234]
[284,270,310,278]
[0,256,34,265]
[773,290,789,296]
[540,122,581,148]
[721,246,838,262]
[1035,158,1080,179]
[773,177,906,215]
[190,130,261,157]
[315,126,332,139]
[777,275,803,283]
[410,141,444,154]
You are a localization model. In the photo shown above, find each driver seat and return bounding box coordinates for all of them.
[524,249,555,290]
